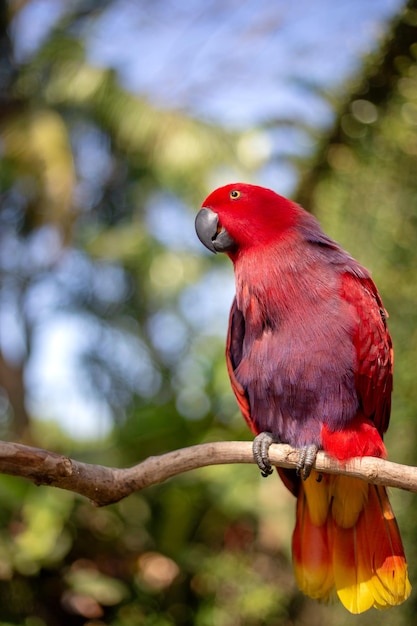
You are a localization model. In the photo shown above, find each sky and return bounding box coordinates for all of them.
[91,0,405,195]
[10,0,407,438]
[13,0,404,195]
[85,0,402,126]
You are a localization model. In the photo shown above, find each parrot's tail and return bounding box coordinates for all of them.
[292,471,411,613]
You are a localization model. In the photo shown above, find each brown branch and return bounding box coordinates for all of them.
[0,440,416,507]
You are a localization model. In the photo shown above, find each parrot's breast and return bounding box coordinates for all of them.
[232,250,359,448]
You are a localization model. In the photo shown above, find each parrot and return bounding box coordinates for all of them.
[194,182,411,613]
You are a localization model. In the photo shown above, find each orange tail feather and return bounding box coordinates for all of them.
[292,471,411,613]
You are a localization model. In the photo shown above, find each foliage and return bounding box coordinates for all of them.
[0,1,417,625]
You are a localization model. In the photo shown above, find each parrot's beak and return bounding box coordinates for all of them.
[195,208,236,254]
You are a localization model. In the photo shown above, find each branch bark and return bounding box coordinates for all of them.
[0,439,416,507]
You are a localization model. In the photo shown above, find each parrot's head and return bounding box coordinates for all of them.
[195,182,300,258]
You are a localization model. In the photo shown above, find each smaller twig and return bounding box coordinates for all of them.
[0,440,415,507]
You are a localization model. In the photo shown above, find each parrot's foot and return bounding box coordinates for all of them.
[252,432,280,478]
[296,444,318,480]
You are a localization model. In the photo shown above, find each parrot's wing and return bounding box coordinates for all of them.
[226,298,255,432]
[341,272,393,436]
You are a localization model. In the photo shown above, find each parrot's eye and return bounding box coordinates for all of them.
[230,190,241,199]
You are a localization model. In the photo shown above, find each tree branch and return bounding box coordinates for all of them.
[0,439,416,507]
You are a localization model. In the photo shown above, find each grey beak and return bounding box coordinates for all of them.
[195,208,236,253]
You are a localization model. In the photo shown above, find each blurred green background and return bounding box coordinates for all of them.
[1,0,417,624]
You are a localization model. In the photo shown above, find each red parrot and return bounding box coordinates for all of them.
[195,182,411,613]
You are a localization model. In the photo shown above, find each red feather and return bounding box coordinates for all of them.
[197,183,411,612]
[341,273,393,437]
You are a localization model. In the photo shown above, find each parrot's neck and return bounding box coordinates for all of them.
[233,239,297,327]
[232,235,339,332]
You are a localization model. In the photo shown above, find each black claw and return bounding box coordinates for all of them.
[296,444,318,480]
[252,432,280,478]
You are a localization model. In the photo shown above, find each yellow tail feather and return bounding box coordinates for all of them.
[292,472,411,613]
[292,478,334,600]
